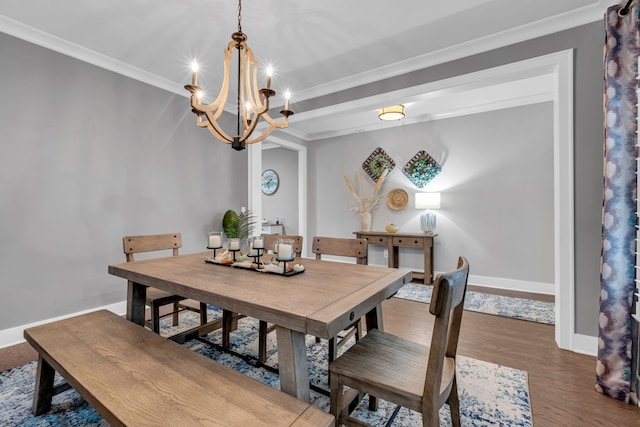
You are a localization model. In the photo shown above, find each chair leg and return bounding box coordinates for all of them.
[423,399,441,427]
[329,371,342,427]
[258,320,268,362]
[172,302,179,326]
[448,375,461,427]
[152,303,161,333]
[328,337,338,364]
[199,302,208,325]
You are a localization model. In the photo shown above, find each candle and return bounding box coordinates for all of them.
[191,60,198,86]
[249,242,258,257]
[253,238,264,249]
[284,90,291,111]
[229,239,240,251]
[279,243,293,260]
[208,235,221,248]
[265,65,273,89]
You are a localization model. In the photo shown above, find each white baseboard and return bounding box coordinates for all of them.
[467,274,555,295]
[572,333,598,357]
[0,301,127,349]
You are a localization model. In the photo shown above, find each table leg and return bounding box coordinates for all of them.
[126,281,147,326]
[365,303,384,332]
[424,237,434,284]
[275,326,310,402]
[32,355,55,415]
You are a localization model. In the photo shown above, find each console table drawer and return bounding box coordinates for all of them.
[365,236,388,245]
[392,236,424,247]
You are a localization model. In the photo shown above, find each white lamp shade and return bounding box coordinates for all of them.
[415,192,441,210]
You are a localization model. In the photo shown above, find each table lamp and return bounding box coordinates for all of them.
[415,192,441,235]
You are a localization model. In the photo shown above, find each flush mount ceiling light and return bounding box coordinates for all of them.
[184,0,294,151]
[378,104,405,121]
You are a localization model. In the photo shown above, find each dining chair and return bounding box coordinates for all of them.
[122,233,208,334]
[312,236,368,364]
[328,256,470,427]
[256,234,303,362]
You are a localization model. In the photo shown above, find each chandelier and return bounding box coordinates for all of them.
[184,0,294,151]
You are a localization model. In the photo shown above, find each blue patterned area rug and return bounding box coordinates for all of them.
[0,311,533,426]
[395,283,555,325]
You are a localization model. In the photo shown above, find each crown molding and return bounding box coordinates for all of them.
[294,0,614,102]
[0,15,186,96]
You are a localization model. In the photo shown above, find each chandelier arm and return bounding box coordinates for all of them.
[200,111,235,143]
[239,111,261,142]
[259,111,289,128]
[244,47,267,112]
[192,43,235,118]
[245,123,279,145]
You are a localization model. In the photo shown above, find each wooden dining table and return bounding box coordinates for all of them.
[108,252,412,402]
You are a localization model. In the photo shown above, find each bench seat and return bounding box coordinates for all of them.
[24,309,333,427]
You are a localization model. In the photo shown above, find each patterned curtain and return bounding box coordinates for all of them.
[597,3,639,402]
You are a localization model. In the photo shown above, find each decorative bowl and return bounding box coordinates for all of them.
[385,224,399,233]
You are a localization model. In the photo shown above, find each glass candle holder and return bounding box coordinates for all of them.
[247,237,261,257]
[228,238,241,251]
[207,231,223,249]
[275,238,295,261]
[252,236,265,250]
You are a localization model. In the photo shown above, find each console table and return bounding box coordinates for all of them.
[354,231,436,284]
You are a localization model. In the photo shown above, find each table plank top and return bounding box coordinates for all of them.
[108,252,412,338]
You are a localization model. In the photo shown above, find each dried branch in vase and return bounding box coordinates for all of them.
[343,169,389,213]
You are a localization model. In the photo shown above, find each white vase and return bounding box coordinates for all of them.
[360,211,372,231]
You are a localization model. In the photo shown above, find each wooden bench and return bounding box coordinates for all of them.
[24,310,334,427]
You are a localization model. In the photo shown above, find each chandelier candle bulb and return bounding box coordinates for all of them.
[265,65,273,89]
[284,91,291,111]
[191,60,198,86]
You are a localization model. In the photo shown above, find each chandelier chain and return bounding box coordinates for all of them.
[237,0,242,33]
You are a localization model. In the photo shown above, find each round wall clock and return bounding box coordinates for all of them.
[261,169,279,195]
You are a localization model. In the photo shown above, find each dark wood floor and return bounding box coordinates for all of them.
[2,287,639,426]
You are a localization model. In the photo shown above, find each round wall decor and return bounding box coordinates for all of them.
[387,188,409,210]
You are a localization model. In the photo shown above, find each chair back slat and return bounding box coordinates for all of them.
[312,236,367,261]
[424,256,469,407]
[123,233,182,262]
[260,234,303,256]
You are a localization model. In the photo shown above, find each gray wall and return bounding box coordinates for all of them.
[305,22,604,337]
[309,103,554,283]
[0,33,247,330]
[262,147,299,235]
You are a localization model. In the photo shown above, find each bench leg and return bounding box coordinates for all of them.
[32,355,55,416]
[258,320,268,362]
[152,303,161,333]
[199,302,208,326]
[172,302,179,326]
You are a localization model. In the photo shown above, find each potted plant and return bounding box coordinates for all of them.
[222,208,256,248]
